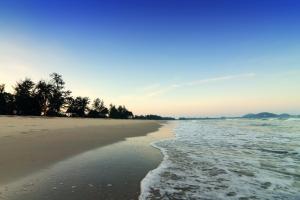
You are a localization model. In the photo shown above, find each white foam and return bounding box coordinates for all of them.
[140,119,300,200]
[139,137,174,200]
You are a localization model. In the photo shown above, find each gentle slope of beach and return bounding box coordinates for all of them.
[0,116,162,186]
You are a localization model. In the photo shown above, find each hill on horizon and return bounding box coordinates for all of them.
[242,112,293,119]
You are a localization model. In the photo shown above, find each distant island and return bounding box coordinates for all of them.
[241,112,298,119]
[179,112,299,120]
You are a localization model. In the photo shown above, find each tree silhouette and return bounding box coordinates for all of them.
[134,114,175,120]
[109,104,133,119]
[67,96,90,117]
[88,98,108,118]
[0,84,15,115]
[0,72,141,119]
[14,78,37,115]
[33,80,53,115]
[47,73,71,116]
[0,84,4,93]
[117,105,133,119]
[0,84,6,114]
[109,104,119,118]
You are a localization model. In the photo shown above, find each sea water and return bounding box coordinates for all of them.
[140,119,300,200]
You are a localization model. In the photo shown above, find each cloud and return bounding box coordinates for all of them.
[144,73,256,97]
[146,86,175,97]
[184,73,256,86]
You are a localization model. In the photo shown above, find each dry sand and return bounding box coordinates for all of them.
[0,116,162,185]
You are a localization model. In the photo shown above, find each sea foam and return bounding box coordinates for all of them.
[140,119,300,200]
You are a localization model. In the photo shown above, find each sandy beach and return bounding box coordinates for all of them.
[0,116,167,192]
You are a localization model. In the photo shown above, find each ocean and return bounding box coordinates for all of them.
[140,119,300,200]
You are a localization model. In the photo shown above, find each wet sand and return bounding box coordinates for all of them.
[0,117,163,185]
[0,122,174,200]
[0,116,174,200]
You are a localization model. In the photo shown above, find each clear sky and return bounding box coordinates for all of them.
[0,0,299,117]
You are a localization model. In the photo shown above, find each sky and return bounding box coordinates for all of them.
[0,0,300,117]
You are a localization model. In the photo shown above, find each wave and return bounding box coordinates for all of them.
[139,119,300,200]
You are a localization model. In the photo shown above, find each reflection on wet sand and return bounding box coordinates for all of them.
[0,122,175,200]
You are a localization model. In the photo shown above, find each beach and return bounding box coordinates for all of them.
[0,116,173,200]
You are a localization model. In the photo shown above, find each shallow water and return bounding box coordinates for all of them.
[0,123,173,200]
[140,119,300,200]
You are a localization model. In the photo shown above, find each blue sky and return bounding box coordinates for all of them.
[0,0,300,116]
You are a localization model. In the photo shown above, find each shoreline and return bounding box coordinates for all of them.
[0,117,175,200]
[0,117,162,186]
[139,124,176,200]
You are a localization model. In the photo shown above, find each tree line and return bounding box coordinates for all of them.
[135,114,175,120]
[0,73,133,119]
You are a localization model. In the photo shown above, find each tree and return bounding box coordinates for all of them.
[117,105,133,119]
[0,84,4,93]
[134,114,175,120]
[0,73,138,119]
[109,104,119,118]
[14,78,37,115]
[0,84,15,115]
[67,96,90,117]
[109,104,133,119]
[88,98,108,118]
[47,73,71,116]
[33,80,53,115]
[0,84,6,114]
